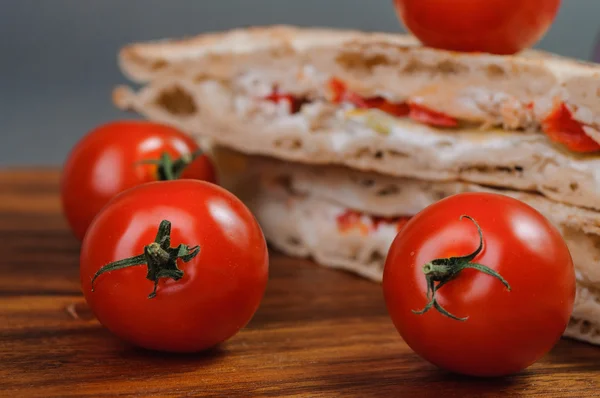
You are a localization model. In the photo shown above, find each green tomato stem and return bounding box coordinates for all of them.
[90,220,200,299]
[412,215,511,321]
[138,150,204,181]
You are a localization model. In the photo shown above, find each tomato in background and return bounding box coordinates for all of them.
[393,0,561,55]
[383,192,575,376]
[80,180,269,353]
[60,121,216,241]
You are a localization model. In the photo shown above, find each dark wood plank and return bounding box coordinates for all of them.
[1,169,599,397]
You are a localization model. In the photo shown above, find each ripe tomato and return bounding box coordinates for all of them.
[393,0,561,54]
[382,192,575,376]
[80,180,269,353]
[61,120,216,241]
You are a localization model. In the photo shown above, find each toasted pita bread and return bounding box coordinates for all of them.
[115,76,600,211]
[112,26,600,209]
[213,147,600,346]
[115,25,600,134]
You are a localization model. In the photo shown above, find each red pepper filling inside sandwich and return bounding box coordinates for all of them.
[337,210,410,235]
[263,88,310,114]
[327,78,459,127]
[541,102,600,153]
[262,78,600,154]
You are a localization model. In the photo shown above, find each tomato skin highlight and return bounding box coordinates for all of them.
[393,0,561,55]
[80,180,268,353]
[382,192,575,377]
[61,120,216,241]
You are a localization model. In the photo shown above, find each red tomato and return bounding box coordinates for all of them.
[393,0,561,54]
[61,120,216,241]
[80,180,269,353]
[383,193,575,376]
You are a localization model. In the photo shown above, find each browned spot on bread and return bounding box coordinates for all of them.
[460,164,524,175]
[151,59,168,71]
[344,40,412,54]
[336,52,392,73]
[209,53,227,62]
[273,174,294,193]
[542,185,559,193]
[274,138,303,150]
[353,148,372,159]
[154,86,197,116]
[194,73,209,83]
[401,59,423,74]
[375,185,400,196]
[271,43,296,58]
[486,64,506,78]
[386,150,409,159]
[437,60,468,75]
[285,236,302,247]
[580,320,592,334]
[402,58,468,75]
[570,182,580,192]
[592,235,600,251]
[367,250,385,265]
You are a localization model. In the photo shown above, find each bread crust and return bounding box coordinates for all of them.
[117,25,600,136]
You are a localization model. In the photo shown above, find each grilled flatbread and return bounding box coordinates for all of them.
[213,147,600,346]
[113,25,600,210]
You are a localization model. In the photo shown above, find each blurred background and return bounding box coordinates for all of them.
[2,0,600,166]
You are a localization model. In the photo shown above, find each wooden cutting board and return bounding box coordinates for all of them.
[1,169,599,397]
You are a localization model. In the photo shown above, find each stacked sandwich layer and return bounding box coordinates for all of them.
[114,26,600,345]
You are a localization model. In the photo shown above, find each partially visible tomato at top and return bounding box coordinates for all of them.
[393,0,561,55]
[61,120,216,240]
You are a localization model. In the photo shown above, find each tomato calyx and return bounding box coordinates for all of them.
[91,220,200,298]
[139,150,204,180]
[412,215,511,321]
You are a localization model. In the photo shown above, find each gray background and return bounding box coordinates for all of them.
[2,0,600,166]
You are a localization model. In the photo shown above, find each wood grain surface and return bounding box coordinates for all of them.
[1,169,599,397]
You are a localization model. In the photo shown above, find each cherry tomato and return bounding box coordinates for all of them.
[80,180,269,353]
[393,0,561,55]
[61,120,216,241]
[383,192,575,376]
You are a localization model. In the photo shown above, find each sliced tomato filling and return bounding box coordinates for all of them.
[262,79,458,127]
[541,102,600,153]
[327,78,458,127]
[337,210,369,235]
[408,104,459,127]
[263,89,309,114]
[337,210,411,235]
[262,82,600,154]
